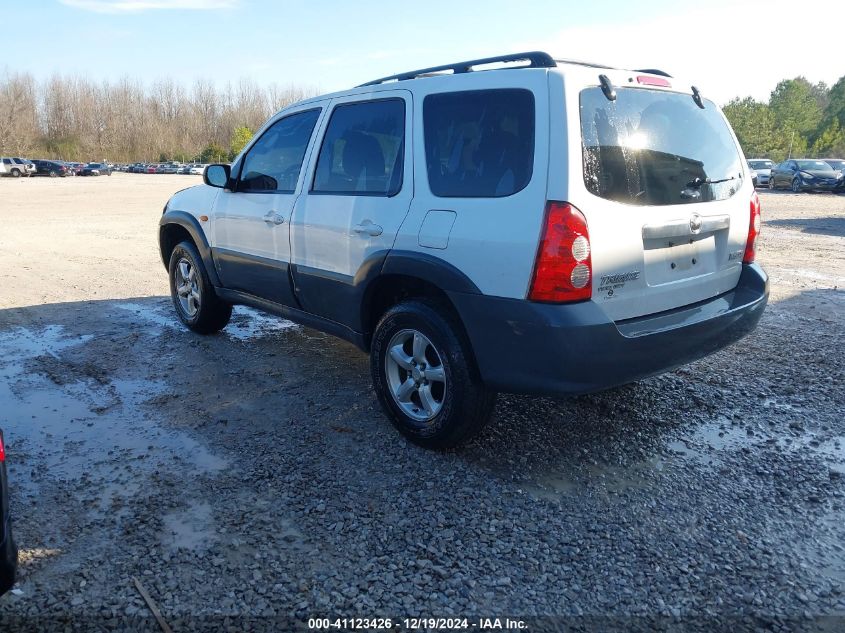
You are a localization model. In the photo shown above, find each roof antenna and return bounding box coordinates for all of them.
[691,86,705,109]
[599,74,616,101]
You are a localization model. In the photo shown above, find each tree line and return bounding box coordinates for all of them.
[0,70,318,163]
[723,74,845,161]
[4,70,844,165]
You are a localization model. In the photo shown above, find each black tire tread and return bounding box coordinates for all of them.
[168,240,231,334]
[371,297,495,449]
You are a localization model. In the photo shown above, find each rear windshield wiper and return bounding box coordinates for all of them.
[685,176,736,188]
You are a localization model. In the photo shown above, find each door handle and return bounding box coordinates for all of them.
[264,211,285,225]
[353,221,383,237]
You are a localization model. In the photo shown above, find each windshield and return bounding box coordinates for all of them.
[796,160,833,172]
[823,160,845,170]
[749,160,773,169]
[580,87,743,205]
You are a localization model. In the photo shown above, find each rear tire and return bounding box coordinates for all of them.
[168,240,231,334]
[370,298,496,449]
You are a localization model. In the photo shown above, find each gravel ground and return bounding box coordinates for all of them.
[0,176,843,631]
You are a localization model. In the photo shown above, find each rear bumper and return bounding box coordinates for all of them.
[449,263,768,396]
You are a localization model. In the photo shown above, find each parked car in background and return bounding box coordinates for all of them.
[0,157,35,177]
[177,164,192,174]
[0,429,18,596]
[747,159,774,186]
[769,159,840,192]
[81,162,111,176]
[824,159,845,192]
[159,164,179,174]
[146,164,159,174]
[188,164,207,175]
[749,166,758,188]
[821,158,845,173]
[31,159,69,177]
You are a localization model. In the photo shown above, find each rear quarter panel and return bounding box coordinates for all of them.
[392,69,551,299]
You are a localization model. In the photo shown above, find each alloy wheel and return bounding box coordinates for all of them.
[385,329,447,423]
[175,258,201,317]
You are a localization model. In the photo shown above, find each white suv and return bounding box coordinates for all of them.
[0,157,35,177]
[159,52,768,449]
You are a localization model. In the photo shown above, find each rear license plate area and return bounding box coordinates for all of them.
[643,235,717,285]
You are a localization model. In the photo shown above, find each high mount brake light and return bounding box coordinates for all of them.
[744,191,761,264]
[636,75,671,88]
[528,202,592,303]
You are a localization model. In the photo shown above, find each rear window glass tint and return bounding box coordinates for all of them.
[580,87,743,205]
[424,89,534,198]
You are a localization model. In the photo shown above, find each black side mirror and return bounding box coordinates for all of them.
[204,164,231,188]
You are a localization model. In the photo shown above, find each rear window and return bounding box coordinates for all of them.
[580,87,743,205]
[424,89,534,198]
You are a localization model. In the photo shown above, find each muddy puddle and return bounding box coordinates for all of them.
[0,323,227,510]
[669,415,845,474]
[116,301,299,341]
[523,414,844,502]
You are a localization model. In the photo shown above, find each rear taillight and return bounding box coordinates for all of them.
[0,431,5,462]
[743,191,761,264]
[528,201,592,303]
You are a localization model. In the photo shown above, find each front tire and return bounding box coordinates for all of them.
[168,241,231,334]
[370,299,496,449]
[792,177,801,193]
[768,177,774,190]
[10,169,20,178]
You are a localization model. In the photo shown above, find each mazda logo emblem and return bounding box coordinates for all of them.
[690,213,703,234]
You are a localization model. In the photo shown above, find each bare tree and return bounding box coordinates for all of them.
[0,69,317,161]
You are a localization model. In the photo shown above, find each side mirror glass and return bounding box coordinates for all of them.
[204,164,231,188]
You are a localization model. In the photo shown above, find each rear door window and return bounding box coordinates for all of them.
[424,89,534,198]
[311,99,405,196]
[580,87,743,205]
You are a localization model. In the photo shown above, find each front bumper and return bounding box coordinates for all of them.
[798,179,839,191]
[449,263,769,396]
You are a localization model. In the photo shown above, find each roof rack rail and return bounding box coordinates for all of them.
[357,51,557,87]
[554,58,616,71]
[634,68,673,78]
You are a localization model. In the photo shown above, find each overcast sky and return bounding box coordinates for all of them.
[3,0,841,105]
